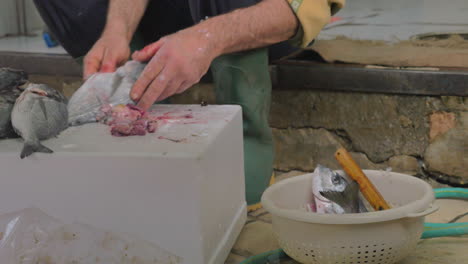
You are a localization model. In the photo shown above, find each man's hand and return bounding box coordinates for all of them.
[131,28,217,110]
[82,0,149,80]
[83,33,130,79]
[130,0,297,110]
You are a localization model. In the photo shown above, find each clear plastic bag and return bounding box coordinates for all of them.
[0,208,181,264]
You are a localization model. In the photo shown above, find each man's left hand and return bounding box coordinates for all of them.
[131,28,218,110]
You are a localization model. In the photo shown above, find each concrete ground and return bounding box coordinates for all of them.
[226,181,468,264]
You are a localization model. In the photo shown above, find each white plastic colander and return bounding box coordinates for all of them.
[261,170,438,264]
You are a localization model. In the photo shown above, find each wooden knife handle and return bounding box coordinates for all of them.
[335,147,391,211]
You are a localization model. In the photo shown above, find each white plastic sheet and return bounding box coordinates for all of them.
[0,208,181,264]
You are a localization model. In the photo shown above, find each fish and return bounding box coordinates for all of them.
[0,68,28,138]
[11,83,68,159]
[0,68,28,91]
[0,89,22,139]
[312,165,368,214]
[67,60,146,126]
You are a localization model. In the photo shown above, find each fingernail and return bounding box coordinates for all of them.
[131,93,139,100]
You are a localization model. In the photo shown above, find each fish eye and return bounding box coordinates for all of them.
[331,172,344,184]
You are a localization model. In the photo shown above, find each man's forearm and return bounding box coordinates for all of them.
[104,0,149,42]
[192,0,298,56]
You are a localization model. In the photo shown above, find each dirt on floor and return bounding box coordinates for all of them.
[308,35,468,68]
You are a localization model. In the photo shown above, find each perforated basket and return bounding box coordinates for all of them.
[261,170,438,264]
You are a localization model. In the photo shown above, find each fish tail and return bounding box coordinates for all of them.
[20,141,53,159]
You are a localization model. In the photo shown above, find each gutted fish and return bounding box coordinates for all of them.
[11,83,68,159]
[67,60,146,126]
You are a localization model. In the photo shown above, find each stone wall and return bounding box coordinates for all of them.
[171,84,467,186]
[32,75,467,186]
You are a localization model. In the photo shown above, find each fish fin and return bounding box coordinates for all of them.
[320,181,360,213]
[38,98,48,121]
[96,94,104,106]
[20,142,53,159]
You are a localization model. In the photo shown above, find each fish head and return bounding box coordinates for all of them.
[331,171,348,188]
[314,165,348,193]
[0,68,28,90]
[21,83,68,103]
[312,165,360,214]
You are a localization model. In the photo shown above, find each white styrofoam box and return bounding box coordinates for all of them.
[0,105,247,264]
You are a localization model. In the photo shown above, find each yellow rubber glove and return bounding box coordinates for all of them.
[287,0,345,47]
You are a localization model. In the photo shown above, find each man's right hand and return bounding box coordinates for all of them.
[83,33,131,80]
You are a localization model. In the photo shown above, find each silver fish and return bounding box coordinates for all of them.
[0,68,28,138]
[67,60,146,126]
[11,83,68,159]
[0,68,28,91]
[312,165,368,214]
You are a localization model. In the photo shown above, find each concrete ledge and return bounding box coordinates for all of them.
[1,51,467,96]
[0,52,81,77]
[272,60,468,96]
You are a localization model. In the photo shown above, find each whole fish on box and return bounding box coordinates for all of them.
[0,68,28,90]
[67,60,146,126]
[312,165,369,214]
[11,83,68,159]
[0,68,28,139]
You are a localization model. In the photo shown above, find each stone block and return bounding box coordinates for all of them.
[272,127,390,172]
[425,112,467,179]
[387,155,419,175]
[269,90,430,162]
[429,111,456,141]
[440,96,468,111]
[272,127,347,171]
